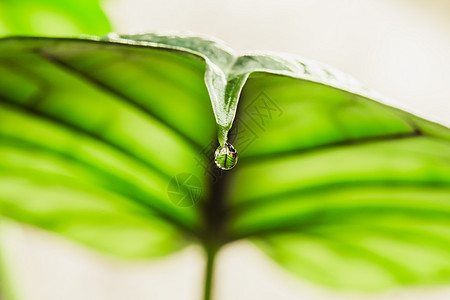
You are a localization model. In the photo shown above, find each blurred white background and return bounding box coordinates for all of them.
[2,0,450,299]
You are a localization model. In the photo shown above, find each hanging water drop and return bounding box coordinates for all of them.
[214,143,238,170]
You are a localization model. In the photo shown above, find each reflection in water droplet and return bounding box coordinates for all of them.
[214,143,238,170]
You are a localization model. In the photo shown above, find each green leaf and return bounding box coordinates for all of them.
[0,33,449,292]
[0,35,216,258]
[0,0,111,36]
[228,74,450,290]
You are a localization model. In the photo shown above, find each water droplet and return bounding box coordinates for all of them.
[214,143,238,170]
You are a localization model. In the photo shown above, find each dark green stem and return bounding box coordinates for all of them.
[203,246,218,300]
[200,139,234,300]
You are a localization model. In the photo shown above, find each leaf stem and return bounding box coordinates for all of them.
[201,137,234,300]
[203,246,218,300]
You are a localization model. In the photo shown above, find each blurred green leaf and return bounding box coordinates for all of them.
[0,33,449,292]
[0,0,111,36]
